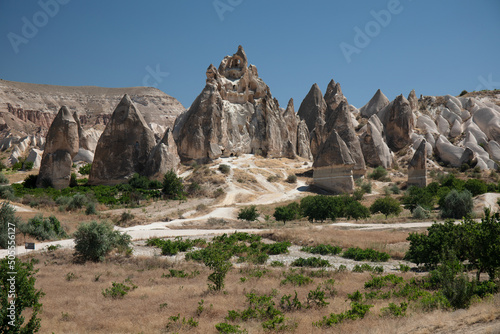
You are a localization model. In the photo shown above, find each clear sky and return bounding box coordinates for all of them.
[0,0,499,110]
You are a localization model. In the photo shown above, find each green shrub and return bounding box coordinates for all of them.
[0,185,15,200]
[313,302,373,327]
[342,247,390,262]
[464,179,488,197]
[440,189,473,219]
[360,181,372,194]
[370,196,402,218]
[412,205,431,219]
[271,261,284,267]
[102,280,137,299]
[0,258,44,332]
[22,174,37,189]
[281,271,313,286]
[67,193,87,211]
[78,163,92,175]
[162,170,185,200]
[286,174,297,183]
[202,246,232,291]
[380,302,408,317]
[0,202,22,248]
[85,202,97,215]
[215,322,248,334]
[18,215,67,241]
[345,200,370,221]
[73,221,132,262]
[291,257,330,268]
[238,205,259,221]
[301,244,342,256]
[401,186,435,212]
[368,166,388,180]
[218,164,231,174]
[0,173,8,185]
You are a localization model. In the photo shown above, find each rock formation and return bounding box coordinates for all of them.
[145,128,180,179]
[88,94,157,185]
[359,89,390,119]
[174,46,308,162]
[408,89,418,111]
[313,130,354,194]
[297,83,326,133]
[360,115,392,168]
[408,139,427,188]
[296,120,313,160]
[381,95,414,152]
[36,106,79,189]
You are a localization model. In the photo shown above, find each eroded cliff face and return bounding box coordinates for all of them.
[174,46,311,163]
[0,79,185,136]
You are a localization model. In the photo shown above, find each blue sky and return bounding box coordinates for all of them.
[0,0,499,110]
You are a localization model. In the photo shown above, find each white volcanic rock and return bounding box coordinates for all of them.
[73,148,94,164]
[25,148,42,169]
[436,114,450,136]
[297,83,327,133]
[475,157,488,171]
[473,107,500,142]
[408,139,427,188]
[440,108,462,125]
[488,140,500,161]
[359,89,390,119]
[435,135,465,167]
[360,114,392,168]
[450,119,462,138]
[384,95,415,151]
[416,115,439,134]
[464,119,489,145]
[145,128,180,179]
[408,89,418,111]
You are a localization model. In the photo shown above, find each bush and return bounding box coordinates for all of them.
[300,195,345,223]
[0,258,44,333]
[360,181,372,194]
[342,247,390,262]
[273,202,301,224]
[238,205,259,221]
[215,322,247,334]
[202,246,232,291]
[344,200,370,221]
[24,161,34,171]
[401,186,435,212]
[0,202,21,248]
[370,196,402,218]
[102,279,137,299]
[380,302,408,317]
[0,185,15,201]
[85,202,97,215]
[22,174,38,189]
[440,189,472,219]
[286,174,297,183]
[219,164,231,175]
[464,179,487,197]
[67,193,87,211]
[73,221,132,262]
[291,257,330,268]
[459,90,468,96]
[18,215,67,241]
[0,173,8,185]
[281,271,313,286]
[368,166,388,180]
[301,244,342,256]
[162,170,185,200]
[412,205,431,219]
[78,163,92,175]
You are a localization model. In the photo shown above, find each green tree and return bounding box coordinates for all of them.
[401,186,435,212]
[464,179,487,197]
[73,221,131,262]
[475,210,500,280]
[368,166,388,180]
[162,170,185,200]
[0,203,21,249]
[344,201,370,221]
[78,163,92,175]
[0,258,44,333]
[273,202,301,224]
[18,215,67,241]
[440,189,473,219]
[238,205,259,221]
[202,246,232,291]
[369,196,402,219]
[300,195,346,223]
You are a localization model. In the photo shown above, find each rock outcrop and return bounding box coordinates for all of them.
[297,84,326,133]
[360,115,392,168]
[381,95,414,152]
[88,95,157,185]
[145,128,180,179]
[359,89,390,119]
[313,130,354,194]
[174,46,308,162]
[408,139,427,188]
[36,106,79,189]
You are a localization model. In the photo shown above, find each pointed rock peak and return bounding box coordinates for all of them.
[284,98,295,115]
[206,64,219,82]
[111,94,144,124]
[218,45,248,79]
[57,106,75,122]
[160,127,174,145]
[236,45,247,61]
[360,89,390,119]
[395,94,410,105]
[297,83,327,132]
[324,79,345,109]
[308,83,323,97]
[313,130,354,168]
[408,89,416,99]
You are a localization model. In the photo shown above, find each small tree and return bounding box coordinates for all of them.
[73,221,131,262]
[162,170,185,200]
[202,246,232,291]
[273,202,301,224]
[78,163,92,175]
[370,197,402,218]
[0,258,44,333]
[368,166,388,180]
[401,186,435,213]
[345,201,370,221]
[0,202,21,249]
[440,190,473,219]
[238,205,259,221]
